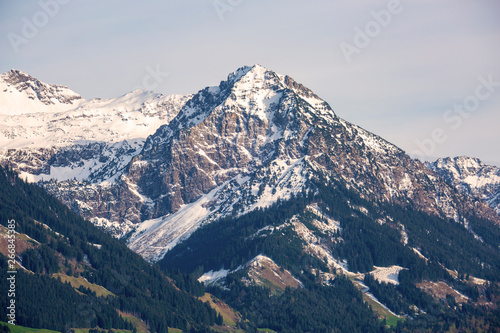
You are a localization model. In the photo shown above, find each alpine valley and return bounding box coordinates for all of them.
[1,66,499,332]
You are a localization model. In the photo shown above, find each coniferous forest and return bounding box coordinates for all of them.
[0,165,220,332]
[1,164,500,332]
[161,177,500,332]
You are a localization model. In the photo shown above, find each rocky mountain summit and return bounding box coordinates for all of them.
[427,156,500,215]
[1,65,498,263]
[123,65,499,261]
[0,69,83,115]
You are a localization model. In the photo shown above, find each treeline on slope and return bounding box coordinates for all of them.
[381,202,500,282]
[0,257,131,331]
[364,274,500,332]
[318,178,500,331]
[161,176,500,331]
[209,272,384,333]
[160,191,323,275]
[162,176,487,281]
[314,179,500,281]
[0,165,219,333]
[160,188,389,331]
[317,179,500,330]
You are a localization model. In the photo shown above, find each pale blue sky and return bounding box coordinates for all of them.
[1,0,499,165]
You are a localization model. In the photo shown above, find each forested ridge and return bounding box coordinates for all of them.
[162,177,500,332]
[1,163,499,332]
[0,165,220,332]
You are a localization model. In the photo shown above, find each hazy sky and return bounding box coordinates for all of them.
[1,0,499,165]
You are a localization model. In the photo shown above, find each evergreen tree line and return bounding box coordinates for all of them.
[160,192,317,274]
[0,165,218,332]
[209,272,385,333]
[0,256,133,331]
[161,176,500,331]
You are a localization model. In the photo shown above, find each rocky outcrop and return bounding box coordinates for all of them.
[2,65,499,261]
[2,69,82,106]
[428,156,500,215]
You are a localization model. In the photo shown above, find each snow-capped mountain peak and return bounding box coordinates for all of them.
[226,64,333,116]
[428,156,500,214]
[122,66,498,261]
[83,89,161,109]
[0,69,83,115]
[146,64,335,151]
[0,69,192,149]
[2,66,499,263]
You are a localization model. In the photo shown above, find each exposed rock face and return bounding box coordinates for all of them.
[0,69,191,237]
[0,148,56,176]
[126,66,314,216]
[1,65,498,262]
[2,69,83,106]
[428,156,500,215]
[130,66,495,222]
[121,65,499,261]
[42,179,143,236]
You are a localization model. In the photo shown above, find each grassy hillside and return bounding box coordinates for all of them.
[0,321,59,333]
[52,273,115,298]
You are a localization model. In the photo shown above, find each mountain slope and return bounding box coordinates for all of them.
[0,69,190,190]
[0,165,220,332]
[1,65,498,262]
[428,156,500,215]
[121,64,499,261]
[0,70,191,236]
[0,69,190,148]
[160,179,500,331]
[0,69,82,116]
[1,66,500,332]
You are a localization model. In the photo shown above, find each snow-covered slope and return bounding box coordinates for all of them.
[0,69,192,236]
[0,69,83,116]
[2,140,143,184]
[0,87,190,149]
[0,69,191,182]
[427,156,500,215]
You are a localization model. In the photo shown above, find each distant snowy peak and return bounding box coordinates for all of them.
[79,89,187,114]
[0,69,192,199]
[428,156,500,190]
[428,156,500,214]
[0,69,83,115]
[0,69,192,149]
